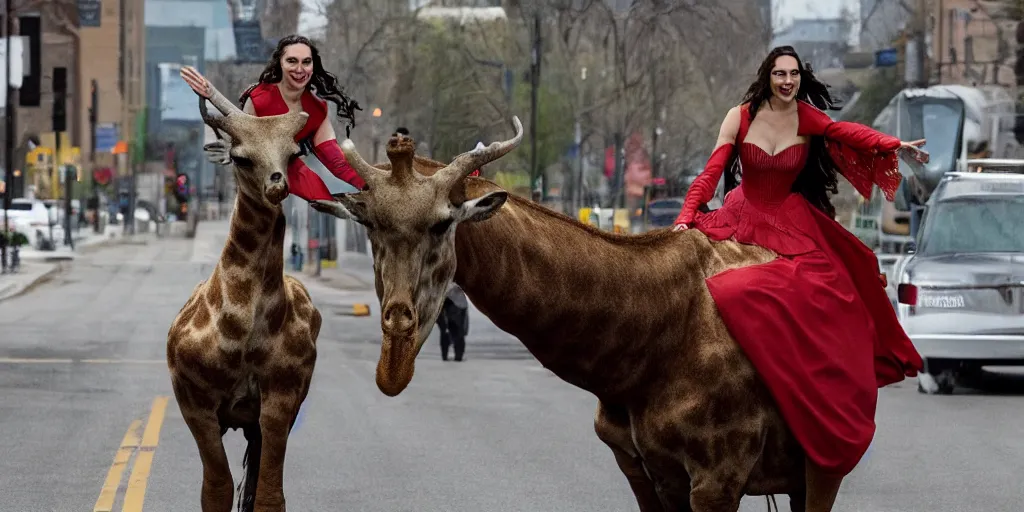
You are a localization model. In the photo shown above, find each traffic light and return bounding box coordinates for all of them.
[52,67,67,132]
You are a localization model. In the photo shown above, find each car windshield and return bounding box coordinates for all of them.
[7,202,32,211]
[918,196,1024,255]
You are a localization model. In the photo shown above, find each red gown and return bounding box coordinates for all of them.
[248,82,366,200]
[675,101,923,476]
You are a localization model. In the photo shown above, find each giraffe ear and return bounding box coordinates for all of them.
[455,190,508,223]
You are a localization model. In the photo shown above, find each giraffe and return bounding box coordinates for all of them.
[166,75,321,512]
[309,120,814,512]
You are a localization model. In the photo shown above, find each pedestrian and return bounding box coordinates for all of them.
[183,34,367,202]
[436,282,470,362]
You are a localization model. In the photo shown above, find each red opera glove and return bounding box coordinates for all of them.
[286,157,335,202]
[313,140,367,191]
[673,143,734,227]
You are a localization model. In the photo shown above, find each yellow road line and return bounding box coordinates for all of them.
[121,396,170,512]
[93,419,143,512]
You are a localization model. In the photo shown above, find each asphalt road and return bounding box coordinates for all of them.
[0,231,1022,512]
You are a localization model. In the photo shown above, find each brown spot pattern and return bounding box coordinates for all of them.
[167,111,321,511]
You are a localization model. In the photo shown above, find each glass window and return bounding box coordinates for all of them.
[918,196,1024,255]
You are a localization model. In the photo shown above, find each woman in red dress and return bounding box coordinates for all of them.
[181,34,366,200]
[674,46,928,510]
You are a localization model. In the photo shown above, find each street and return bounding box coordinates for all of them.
[0,229,1022,512]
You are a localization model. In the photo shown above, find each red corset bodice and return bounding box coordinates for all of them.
[738,142,809,211]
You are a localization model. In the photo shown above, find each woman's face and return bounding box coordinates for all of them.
[769,55,801,103]
[280,43,313,90]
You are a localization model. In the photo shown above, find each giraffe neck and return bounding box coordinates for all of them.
[211,191,288,322]
[452,196,705,401]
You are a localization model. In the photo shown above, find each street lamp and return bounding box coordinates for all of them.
[371,107,382,163]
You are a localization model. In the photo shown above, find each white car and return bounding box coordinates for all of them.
[2,198,60,249]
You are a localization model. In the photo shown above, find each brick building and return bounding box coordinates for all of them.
[4,0,145,200]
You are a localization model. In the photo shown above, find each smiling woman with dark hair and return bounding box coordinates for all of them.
[673,45,932,511]
[182,34,366,201]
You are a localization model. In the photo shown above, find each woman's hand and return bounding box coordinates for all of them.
[672,223,689,232]
[203,140,231,165]
[898,139,929,164]
[180,66,212,99]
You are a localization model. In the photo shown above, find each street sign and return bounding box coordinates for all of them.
[875,48,898,67]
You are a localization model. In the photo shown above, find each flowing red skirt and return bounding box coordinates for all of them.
[692,187,923,476]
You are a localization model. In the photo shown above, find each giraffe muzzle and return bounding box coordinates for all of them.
[376,332,417,397]
[377,302,419,396]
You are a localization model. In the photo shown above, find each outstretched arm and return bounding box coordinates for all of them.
[312,118,367,190]
[797,101,928,201]
[673,106,741,229]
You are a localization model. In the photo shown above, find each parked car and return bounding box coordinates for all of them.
[894,170,1024,394]
[3,198,61,249]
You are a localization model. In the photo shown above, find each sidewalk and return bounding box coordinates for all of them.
[0,224,154,302]
[0,261,62,303]
[18,224,148,262]
[282,227,375,291]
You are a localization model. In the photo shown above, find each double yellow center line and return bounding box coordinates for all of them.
[93,396,170,512]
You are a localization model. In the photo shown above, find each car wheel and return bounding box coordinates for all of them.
[917,369,956,395]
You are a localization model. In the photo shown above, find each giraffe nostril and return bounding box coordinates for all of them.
[383,303,415,332]
[270,172,283,183]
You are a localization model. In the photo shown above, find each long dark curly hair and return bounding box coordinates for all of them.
[238,35,362,139]
[727,45,842,218]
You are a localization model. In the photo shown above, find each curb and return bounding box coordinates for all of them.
[334,303,371,317]
[0,264,62,304]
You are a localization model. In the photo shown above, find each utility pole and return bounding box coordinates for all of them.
[650,59,661,202]
[53,68,73,248]
[89,79,100,233]
[1,0,14,272]
[906,0,929,87]
[0,1,14,272]
[529,12,541,201]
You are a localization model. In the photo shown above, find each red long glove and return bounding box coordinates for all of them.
[673,143,734,227]
[313,140,367,190]
[286,157,335,202]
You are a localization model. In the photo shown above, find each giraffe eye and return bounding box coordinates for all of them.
[429,218,453,235]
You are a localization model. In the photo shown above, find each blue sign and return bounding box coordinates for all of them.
[875,48,898,68]
[96,124,119,153]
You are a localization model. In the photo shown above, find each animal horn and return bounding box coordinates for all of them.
[338,139,388,185]
[437,116,523,186]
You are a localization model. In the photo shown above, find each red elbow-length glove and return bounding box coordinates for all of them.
[286,158,335,202]
[673,143,734,227]
[313,140,367,191]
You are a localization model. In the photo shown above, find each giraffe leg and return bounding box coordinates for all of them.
[178,406,234,512]
[803,458,842,512]
[594,402,668,512]
[253,375,311,512]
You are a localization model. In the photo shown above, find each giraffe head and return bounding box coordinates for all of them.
[311,117,523,396]
[189,71,308,206]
